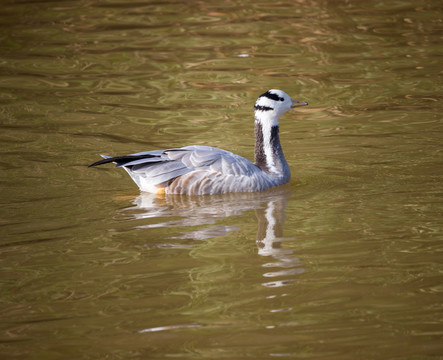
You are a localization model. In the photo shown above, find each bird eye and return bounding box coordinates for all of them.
[280,98,284,101]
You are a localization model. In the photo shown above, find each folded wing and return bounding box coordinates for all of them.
[89,145,260,194]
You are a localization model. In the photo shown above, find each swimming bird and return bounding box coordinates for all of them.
[89,89,308,195]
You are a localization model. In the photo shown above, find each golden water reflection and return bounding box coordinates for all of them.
[126,187,305,287]
[1,0,442,357]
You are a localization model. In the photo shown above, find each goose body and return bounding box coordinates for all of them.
[89,89,308,195]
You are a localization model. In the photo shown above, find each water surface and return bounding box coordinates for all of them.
[0,0,442,359]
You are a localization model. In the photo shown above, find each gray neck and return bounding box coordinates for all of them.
[254,119,290,179]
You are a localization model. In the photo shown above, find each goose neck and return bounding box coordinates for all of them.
[254,116,288,177]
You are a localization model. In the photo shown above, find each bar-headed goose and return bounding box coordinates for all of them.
[89,89,308,195]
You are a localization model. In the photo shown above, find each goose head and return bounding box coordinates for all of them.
[254,89,308,126]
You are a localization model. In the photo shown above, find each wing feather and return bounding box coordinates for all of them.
[90,145,266,194]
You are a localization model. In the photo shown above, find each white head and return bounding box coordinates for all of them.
[254,89,308,126]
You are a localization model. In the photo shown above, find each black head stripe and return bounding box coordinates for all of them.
[259,91,284,102]
[254,104,274,111]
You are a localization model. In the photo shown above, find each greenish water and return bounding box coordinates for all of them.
[1,0,442,359]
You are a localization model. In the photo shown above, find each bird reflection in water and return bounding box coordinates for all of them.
[255,198,305,288]
[123,186,305,285]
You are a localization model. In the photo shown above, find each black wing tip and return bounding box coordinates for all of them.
[88,157,114,168]
[88,153,160,168]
